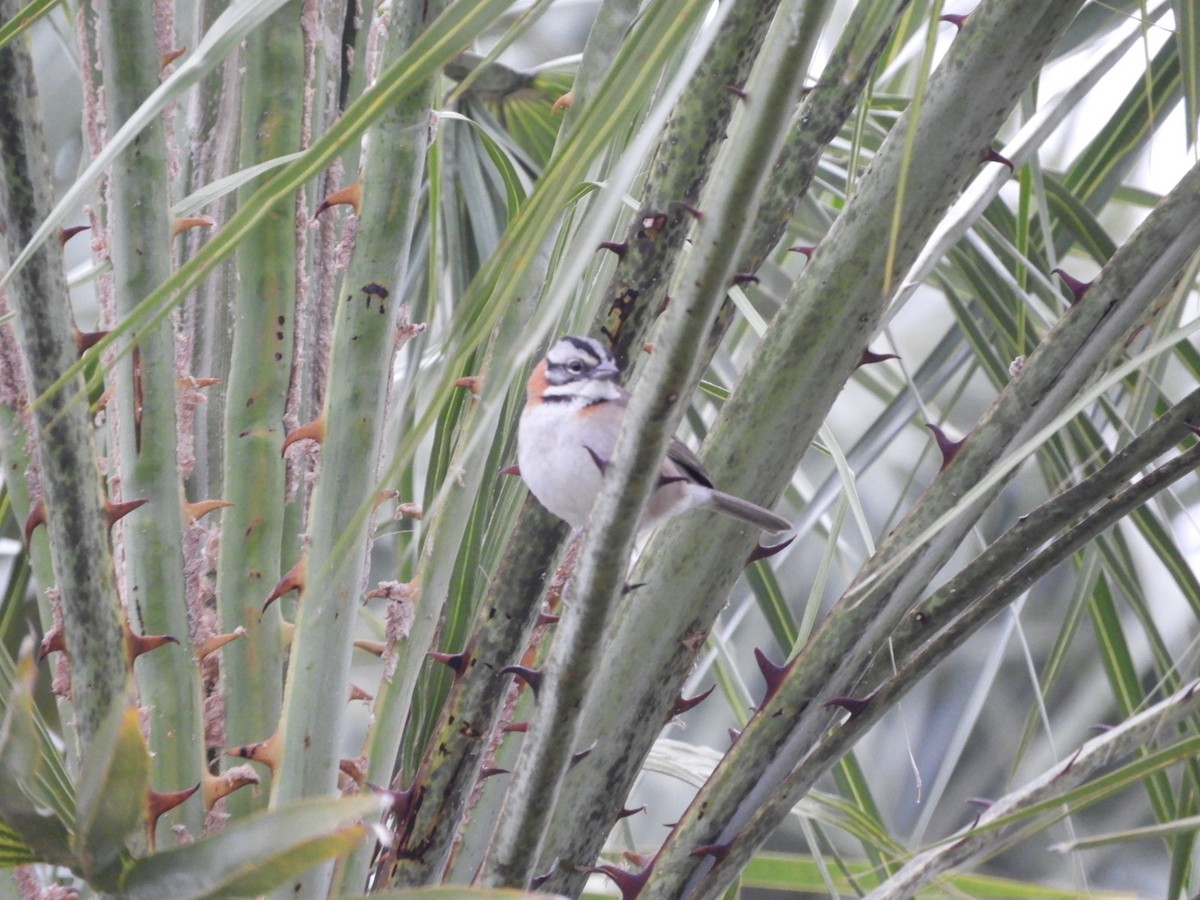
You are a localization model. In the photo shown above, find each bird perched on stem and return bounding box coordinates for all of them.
[517,335,790,533]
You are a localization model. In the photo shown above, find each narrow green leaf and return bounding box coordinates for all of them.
[740,851,1132,897]
[1044,174,1117,262]
[1051,812,1200,851]
[171,150,306,217]
[120,794,388,900]
[0,0,58,52]
[1173,0,1200,145]
[0,819,37,866]
[968,733,1200,840]
[438,111,528,217]
[0,644,74,867]
[1062,33,1181,208]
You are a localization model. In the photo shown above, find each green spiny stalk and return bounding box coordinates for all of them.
[271,0,443,893]
[542,0,1088,893]
[592,0,784,368]
[98,0,205,837]
[181,0,243,499]
[0,345,75,755]
[647,29,1194,900]
[483,0,826,889]
[697,399,1200,896]
[213,0,305,816]
[335,0,463,877]
[0,0,131,754]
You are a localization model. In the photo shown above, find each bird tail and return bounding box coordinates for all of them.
[707,491,791,533]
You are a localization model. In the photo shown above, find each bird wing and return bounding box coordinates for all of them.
[605,390,714,488]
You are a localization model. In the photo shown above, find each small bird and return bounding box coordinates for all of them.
[517,335,790,533]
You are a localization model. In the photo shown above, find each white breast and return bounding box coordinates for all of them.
[517,402,609,528]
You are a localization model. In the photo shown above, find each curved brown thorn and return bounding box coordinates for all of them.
[965,796,994,809]
[501,721,528,734]
[823,692,875,720]
[263,556,307,614]
[754,648,788,705]
[74,327,109,356]
[126,627,179,662]
[180,375,221,391]
[59,224,89,246]
[23,497,46,545]
[348,683,374,703]
[788,244,816,258]
[38,626,66,660]
[1185,422,1200,439]
[226,729,282,772]
[104,497,148,528]
[184,499,233,522]
[339,757,367,786]
[723,84,748,100]
[982,147,1014,172]
[569,742,596,768]
[579,861,652,900]
[195,628,244,662]
[369,781,417,823]
[160,46,186,68]
[939,13,968,30]
[364,578,419,605]
[479,766,510,781]
[314,180,363,217]
[499,664,543,697]
[201,765,260,810]
[617,805,646,820]
[531,861,559,890]
[354,639,385,657]
[858,347,900,368]
[691,841,732,863]
[282,414,325,456]
[746,535,795,566]
[454,375,482,397]
[146,784,200,848]
[670,684,715,718]
[428,649,470,674]
[728,727,741,745]
[598,240,629,258]
[926,423,966,470]
[1051,267,1093,304]
[171,214,215,238]
[622,582,646,595]
[732,272,759,286]
[499,463,521,476]
[394,500,422,519]
[1058,744,1087,777]
[537,609,561,627]
[551,90,574,113]
[371,489,399,514]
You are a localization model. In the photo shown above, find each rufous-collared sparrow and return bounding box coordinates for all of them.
[517,335,790,533]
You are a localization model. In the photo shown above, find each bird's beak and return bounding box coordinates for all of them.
[594,359,620,381]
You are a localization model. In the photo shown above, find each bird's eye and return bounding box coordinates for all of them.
[566,359,585,374]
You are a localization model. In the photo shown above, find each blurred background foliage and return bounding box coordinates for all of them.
[0,0,1199,897]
